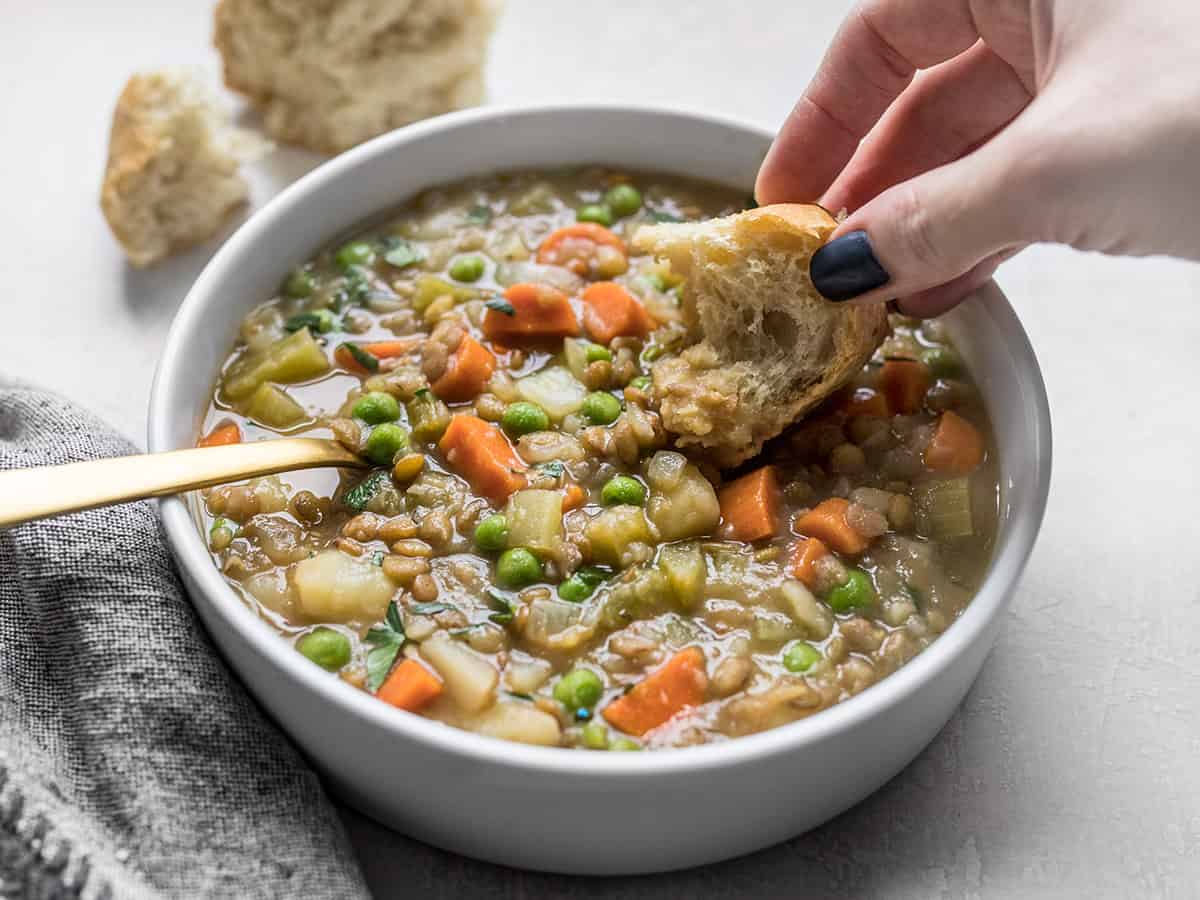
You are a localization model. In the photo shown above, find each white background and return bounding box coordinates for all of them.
[2,2,1198,897]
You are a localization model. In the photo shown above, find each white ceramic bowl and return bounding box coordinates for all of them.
[149,105,1051,875]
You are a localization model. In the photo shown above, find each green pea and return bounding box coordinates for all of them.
[364,423,409,466]
[335,240,375,270]
[581,391,621,425]
[577,204,614,227]
[629,375,652,391]
[643,272,667,293]
[209,517,236,552]
[581,721,609,749]
[556,577,591,603]
[296,627,351,671]
[585,342,612,363]
[474,514,509,552]
[601,475,646,506]
[352,391,401,424]
[783,641,822,673]
[827,568,877,612]
[919,346,962,378]
[609,738,642,751]
[604,184,642,218]
[282,308,337,333]
[557,576,593,603]
[496,547,541,588]
[283,268,316,298]
[553,668,604,711]
[557,566,606,603]
[449,254,486,283]
[501,401,550,437]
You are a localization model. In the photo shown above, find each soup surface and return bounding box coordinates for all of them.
[198,168,998,750]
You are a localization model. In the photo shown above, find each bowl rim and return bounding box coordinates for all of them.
[149,102,1052,777]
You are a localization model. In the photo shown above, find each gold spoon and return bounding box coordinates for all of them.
[0,438,367,529]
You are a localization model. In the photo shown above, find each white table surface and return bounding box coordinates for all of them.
[4,2,1199,897]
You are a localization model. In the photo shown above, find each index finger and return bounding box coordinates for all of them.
[755,0,984,205]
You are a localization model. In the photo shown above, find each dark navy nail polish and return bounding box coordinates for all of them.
[810,231,890,302]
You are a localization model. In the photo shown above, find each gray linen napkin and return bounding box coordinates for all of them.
[0,379,369,899]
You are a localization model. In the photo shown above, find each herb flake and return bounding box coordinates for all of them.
[344,469,390,512]
[339,267,372,306]
[486,589,515,626]
[365,600,406,692]
[383,237,423,269]
[535,460,565,480]
[339,342,379,373]
[284,310,338,334]
[410,602,453,616]
[484,297,516,317]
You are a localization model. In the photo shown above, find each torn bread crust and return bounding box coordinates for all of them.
[213,0,502,154]
[635,204,889,467]
[100,68,271,268]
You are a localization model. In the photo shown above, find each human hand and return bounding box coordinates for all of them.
[755,0,1200,315]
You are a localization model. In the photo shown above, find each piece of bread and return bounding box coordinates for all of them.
[101,68,270,268]
[633,204,889,467]
[213,0,502,154]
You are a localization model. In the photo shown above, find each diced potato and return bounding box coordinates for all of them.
[495,262,583,294]
[400,208,459,240]
[487,229,531,263]
[223,329,330,399]
[240,303,286,353]
[503,655,553,694]
[413,275,477,312]
[597,566,672,628]
[563,338,592,382]
[645,451,688,492]
[658,541,705,607]
[586,505,654,567]
[404,471,466,510]
[516,367,588,422]
[508,182,558,215]
[505,489,563,554]
[292,550,395,623]
[703,544,775,604]
[646,461,720,541]
[420,633,499,713]
[221,361,265,402]
[522,598,596,651]
[752,612,803,643]
[419,238,457,273]
[515,431,587,463]
[261,328,332,382]
[474,700,561,746]
[245,383,307,429]
[242,570,295,617]
[778,579,833,640]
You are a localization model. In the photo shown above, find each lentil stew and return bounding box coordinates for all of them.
[197,168,998,750]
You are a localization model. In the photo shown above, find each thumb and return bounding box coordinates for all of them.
[809,133,1037,306]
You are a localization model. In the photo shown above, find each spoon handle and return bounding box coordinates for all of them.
[0,438,366,529]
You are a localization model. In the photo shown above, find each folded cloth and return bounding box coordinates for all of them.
[0,380,368,899]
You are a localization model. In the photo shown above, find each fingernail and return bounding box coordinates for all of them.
[810,231,890,302]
